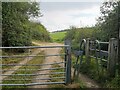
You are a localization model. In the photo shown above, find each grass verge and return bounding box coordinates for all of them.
[72,54,120,88]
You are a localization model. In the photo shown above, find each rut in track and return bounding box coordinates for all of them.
[2,48,42,80]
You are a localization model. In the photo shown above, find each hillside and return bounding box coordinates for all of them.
[50,31,67,43]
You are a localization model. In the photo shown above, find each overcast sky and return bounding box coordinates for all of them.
[32,1,104,32]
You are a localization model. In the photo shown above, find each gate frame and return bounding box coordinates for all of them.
[1,43,71,86]
[64,39,71,84]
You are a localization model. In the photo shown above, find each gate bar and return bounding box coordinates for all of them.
[0,82,65,86]
[2,62,65,66]
[2,67,65,72]
[0,45,69,49]
[1,54,66,58]
[2,72,65,76]
[2,77,65,81]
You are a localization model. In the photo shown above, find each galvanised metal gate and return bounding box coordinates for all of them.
[0,40,71,86]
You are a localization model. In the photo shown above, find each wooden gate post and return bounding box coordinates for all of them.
[65,39,71,84]
[118,1,120,77]
[85,38,91,65]
[107,38,118,77]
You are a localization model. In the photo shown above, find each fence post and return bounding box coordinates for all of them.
[65,39,71,84]
[107,38,118,77]
[117,1,120,76]
[85,38,90,65]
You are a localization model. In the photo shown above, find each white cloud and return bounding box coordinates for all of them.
[32,2,102,32]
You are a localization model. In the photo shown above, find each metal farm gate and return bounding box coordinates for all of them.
[0,40,71,86]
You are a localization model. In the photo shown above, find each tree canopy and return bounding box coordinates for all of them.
[96,1,120,41]
[2,2,51,47]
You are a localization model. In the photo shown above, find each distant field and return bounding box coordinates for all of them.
[50,31,67,43]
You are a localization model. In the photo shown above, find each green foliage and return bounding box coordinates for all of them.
[65,26,96,50]
[29,22,51,41]
[72,54,120,87]
[106,75,120,88]
[2,2,39,47]
[2,2,51,48]
[50,31,66,43]
[65,26,76,40]
[72,54,109,87]
[94,2,120,87]
[96,1,120,41]
[0,2,1,40]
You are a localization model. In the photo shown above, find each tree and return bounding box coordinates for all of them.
[96,1,120,87]
[2,2,40,47]
[29,21,51,41]
[65,26,76,40]
[0,2,2,47]
[96,1,119,41]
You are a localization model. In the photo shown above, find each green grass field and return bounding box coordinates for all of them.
[50,31,66,43]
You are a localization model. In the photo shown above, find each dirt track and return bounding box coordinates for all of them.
[31,42,63,88]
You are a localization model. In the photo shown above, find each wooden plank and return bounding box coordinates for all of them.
[107,38,118,77]
[85,38,91,65]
